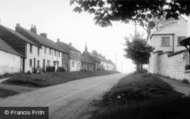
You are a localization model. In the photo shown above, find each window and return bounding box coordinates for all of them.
[30,44,32,53]
[29,59,32,67]
[37,48,40,56]
[49,48,51,55]
[72,61,75,67]
[177,36,186,46]
[47,60,50,66]
[161,37,170,46]
[54,50,56,56]
[37,60,40,67]
[58,51,60,57]
[44,47,47,54]
[57,61,59,67]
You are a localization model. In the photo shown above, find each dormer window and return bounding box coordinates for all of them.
[161,37,170,46]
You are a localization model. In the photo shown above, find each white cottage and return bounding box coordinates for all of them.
[0,38,22,75]
[148,16,190,80]
[15,24,66,72]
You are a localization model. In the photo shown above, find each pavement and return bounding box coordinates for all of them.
[157,75,190,96]
[0,73,127,119]
[0,77,10,83]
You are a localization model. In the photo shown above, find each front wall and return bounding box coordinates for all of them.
[149,17,187,53]
[149,52,186,80]
[25,44,62,72]
[0,50,21,75]
[69,59,81,72]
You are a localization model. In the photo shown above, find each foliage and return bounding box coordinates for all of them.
[71,0,190,27]
[124,33,153,70]
[182,79,189,84]
[46,66,55,72]
[56,67,66,72]
[90,72,186,119]
[3,71,118,87]
[0,88,18,97]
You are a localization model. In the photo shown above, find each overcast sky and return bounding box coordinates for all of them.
[0,0,146,73]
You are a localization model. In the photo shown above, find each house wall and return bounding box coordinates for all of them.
[25,44,62,72]
[62,53,69,71]
[149,17,187,53]
[148,17,188,80]
[149,51,187,80]
[81,62,94,71]
[69,60,81,72]
[0,50,21,75]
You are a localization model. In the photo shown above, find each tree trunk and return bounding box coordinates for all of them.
[136,63,143,71]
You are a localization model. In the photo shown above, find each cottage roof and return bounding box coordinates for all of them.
[16,26,66,53]
[83,51,101,62]
[57,41,81,54]
[81,53,94,63]
[0,25,36,46]
[0,38,22,56]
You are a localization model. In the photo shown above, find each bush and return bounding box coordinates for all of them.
[56,67,66,72]
[185,65,190,70]
[182,79,189,84]
[46,66,55,72]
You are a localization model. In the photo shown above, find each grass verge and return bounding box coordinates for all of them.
[0,88,18,98]
[90,72,190,119]
[3,71,118,87]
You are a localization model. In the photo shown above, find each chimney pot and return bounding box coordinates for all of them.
[15,23,21,32]
[30,24,37,34]
[40,33,47,38]
[57,38,60,42]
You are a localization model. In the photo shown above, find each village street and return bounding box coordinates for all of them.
[0,73,127,119]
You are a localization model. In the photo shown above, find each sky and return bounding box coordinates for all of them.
[0,0,146,73]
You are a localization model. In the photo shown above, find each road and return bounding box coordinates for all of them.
[0,73,127,119]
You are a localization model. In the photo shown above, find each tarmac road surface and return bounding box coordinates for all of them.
[0,73,127,119]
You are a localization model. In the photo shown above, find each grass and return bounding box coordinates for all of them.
[0,88,18,97]
[3,71,118,87]
[90,72,190,119]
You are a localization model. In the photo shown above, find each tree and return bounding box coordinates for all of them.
[71,0,190,27]
[124,33,154,71]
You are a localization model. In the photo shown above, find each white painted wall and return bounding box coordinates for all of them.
[149,51,187,80]
[25,43,62,72]
[149,17,187,53]
[188,16,190,36]
[0,50,21,75]
[69,60,81,72]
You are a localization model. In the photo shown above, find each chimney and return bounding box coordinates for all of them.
[30,25,37,34]
[57,38,60,42]
[69,42,72,46]
[40,33,47,38]
[15,23,21,32]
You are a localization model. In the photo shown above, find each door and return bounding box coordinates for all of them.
[34,58,36,68]
[43,59,45,70]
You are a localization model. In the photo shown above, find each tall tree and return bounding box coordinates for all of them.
[124,33,154,71]
[71,0,190,27]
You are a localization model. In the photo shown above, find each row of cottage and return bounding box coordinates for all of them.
[0,24,116,75]
[148,15,190,81]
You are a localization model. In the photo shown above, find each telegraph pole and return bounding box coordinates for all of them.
[132,19,139,36]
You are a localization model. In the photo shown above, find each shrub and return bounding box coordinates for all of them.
[56,67,65,72]
[46,66,55,72]
[182,79,189,84]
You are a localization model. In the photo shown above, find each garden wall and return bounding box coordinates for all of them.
[149,51,188,80]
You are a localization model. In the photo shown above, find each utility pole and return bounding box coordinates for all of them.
[132,19,139,36]
[115,53,118,71]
